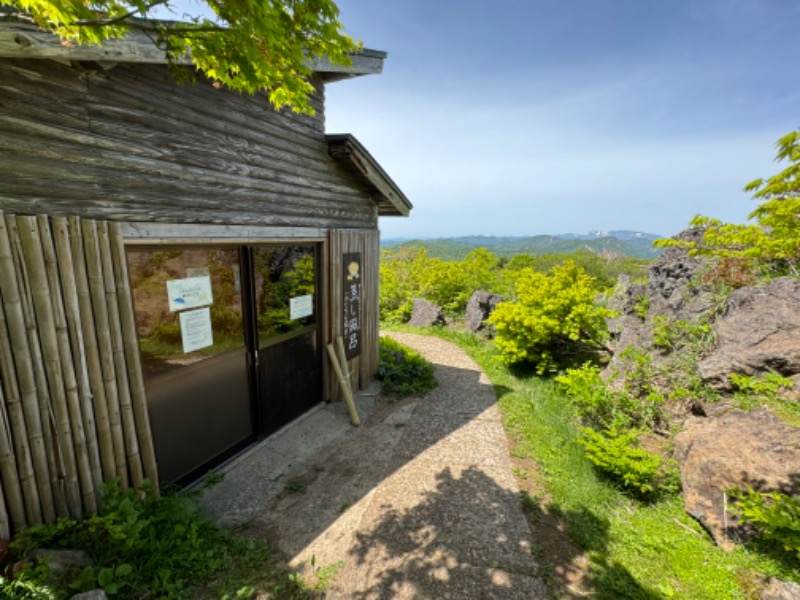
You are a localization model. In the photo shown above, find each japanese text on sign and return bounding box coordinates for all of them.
[342,252,362,359]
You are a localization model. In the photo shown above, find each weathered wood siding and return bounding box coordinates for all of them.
[328,229,380,401]
[0,212,157,537]
[0,58,378,229]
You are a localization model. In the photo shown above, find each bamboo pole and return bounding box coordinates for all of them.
[17,216,83,519]
[0,420,9,537]
[82,220,128,488]
[39,216,96,516]
[326,343,360,426]
[0,215,50,524]
[0,361,28,532]
[52,218,103,501]
[335,336,352,393]
[98,222,143,488]
[69,217,116,482]
[109,223,159,490]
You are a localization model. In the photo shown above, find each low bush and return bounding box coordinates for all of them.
[731,487,800,559]
[580,428,679,500]
[378,336,437,397]
[556,362,665,432]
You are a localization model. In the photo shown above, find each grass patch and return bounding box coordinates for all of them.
[385,324,800,599]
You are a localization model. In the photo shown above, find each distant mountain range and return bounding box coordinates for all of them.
[381,231,664,261]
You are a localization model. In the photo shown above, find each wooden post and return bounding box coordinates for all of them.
[326,343,360,426]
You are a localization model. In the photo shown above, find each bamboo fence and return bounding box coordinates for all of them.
[0,211,158,536]
[328,229,380,401]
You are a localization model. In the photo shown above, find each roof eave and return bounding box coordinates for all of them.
[327,134,412,218]
[0,16,385,78]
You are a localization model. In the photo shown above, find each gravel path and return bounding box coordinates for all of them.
[250,332,548,599]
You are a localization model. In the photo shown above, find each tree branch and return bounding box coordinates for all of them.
[74,0,173,28]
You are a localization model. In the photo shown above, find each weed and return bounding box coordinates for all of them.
[286,480,306,493]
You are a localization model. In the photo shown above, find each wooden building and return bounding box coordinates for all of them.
[0,14,411,536]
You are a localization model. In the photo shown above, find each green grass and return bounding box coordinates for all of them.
[385,324,800,599]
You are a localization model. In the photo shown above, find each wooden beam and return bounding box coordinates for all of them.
[0,20,385,77]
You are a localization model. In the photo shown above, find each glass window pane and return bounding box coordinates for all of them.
[127,247,245,379]
[253,245,316,346]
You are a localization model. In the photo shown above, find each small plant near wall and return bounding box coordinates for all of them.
[378,336,437,398]
[1,479,304,599]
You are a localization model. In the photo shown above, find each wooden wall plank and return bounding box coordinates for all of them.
[0,58,378,230]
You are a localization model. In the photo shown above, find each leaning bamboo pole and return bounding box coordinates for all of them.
[109,223,158,489]
[98,223,143,488]
[326,343,360,426]
[38,216,96,516]
[52,218,103,500]
[69,217,116,482]
[0,214,50,524]
[0,356,28,531]
[82,220,128,488]
[17,216,83,519]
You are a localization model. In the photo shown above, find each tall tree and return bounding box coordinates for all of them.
[4,0,360,113]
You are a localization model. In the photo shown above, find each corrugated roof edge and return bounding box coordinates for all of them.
[327,134,412,217]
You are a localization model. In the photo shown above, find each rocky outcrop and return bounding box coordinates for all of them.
[603,229,715,383]
[698,277,800,389]
[673,407,800,548]
[407,298,447,328]
[464,291,504,335]
[761,578,800,600]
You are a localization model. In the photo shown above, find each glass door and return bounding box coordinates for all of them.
[128,247,254,486]
[250,244,322,435]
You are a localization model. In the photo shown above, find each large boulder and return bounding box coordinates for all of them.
[407,298,447,328]
[699,277,800,389]
[761,578,800,600]
[464,291,504,334]
[673,407,800,548]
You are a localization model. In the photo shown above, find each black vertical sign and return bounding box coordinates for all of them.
[342,252,362,359]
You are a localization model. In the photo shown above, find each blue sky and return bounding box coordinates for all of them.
[323,0,800,239]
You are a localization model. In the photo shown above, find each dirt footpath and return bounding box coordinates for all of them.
[207,332,548,598]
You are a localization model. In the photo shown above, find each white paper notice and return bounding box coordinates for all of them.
[289,294,313,320]
[180,307,213,353]
[167,276,213,312]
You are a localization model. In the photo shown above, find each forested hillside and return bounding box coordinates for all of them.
[382,231,663,261]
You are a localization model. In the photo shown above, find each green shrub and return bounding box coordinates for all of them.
[378,336,437,397]
[4,479,278,599]
[580,428,679,499]
[488,261,613,373]
[656,129,800,278]
[731,487,800,559]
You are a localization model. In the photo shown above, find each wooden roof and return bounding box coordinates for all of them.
[327,134,412,217]
[0,13,385,82]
